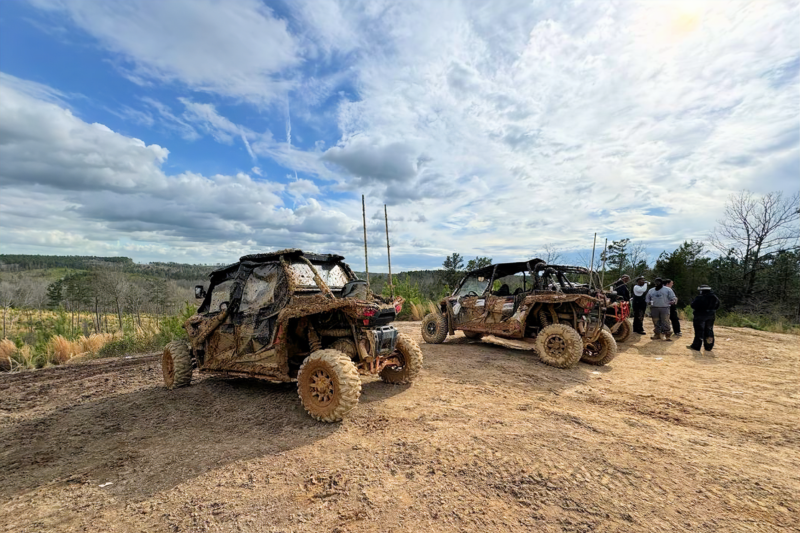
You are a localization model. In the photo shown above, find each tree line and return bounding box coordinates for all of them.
[0,267,202,339]
[0,254,220,280]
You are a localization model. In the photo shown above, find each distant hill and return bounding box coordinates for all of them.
[0,255,219,281]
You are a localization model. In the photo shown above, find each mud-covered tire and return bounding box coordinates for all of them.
[421,312,448,344]
[162,341,193,389]
[581,329,618,366]
[611,319,632,343]
[380,333,423,384]
[534,324,583,369]
[463,331,483,340]
[297,349,361,422]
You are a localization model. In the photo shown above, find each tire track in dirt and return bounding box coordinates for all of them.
[0,322,798,532]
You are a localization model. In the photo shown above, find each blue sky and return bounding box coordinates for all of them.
[0,0,797,271]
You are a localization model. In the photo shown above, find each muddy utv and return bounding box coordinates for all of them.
[421,259,617,367]
[538,265,633,343]
[161,249,422,422]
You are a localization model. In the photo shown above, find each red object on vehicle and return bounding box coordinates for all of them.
[608,300,630,322]
[395,303,402,313]
[362,309,376,317]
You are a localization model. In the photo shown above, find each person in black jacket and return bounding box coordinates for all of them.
[612,275,631,301]
[688,285,721,352]
[665,279,681,337]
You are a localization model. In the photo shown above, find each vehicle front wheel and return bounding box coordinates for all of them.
[610,319,632,343]
[380,333,423,384]
[581,329,618,366]
[421,312,448,344]
[297,349,361,422]
[534,324,583,369]
[162,341,193,389]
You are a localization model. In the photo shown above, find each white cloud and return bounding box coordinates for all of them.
[28,0,299,104]
[0,75,366,264]
[287,178,321,200]
[0,72,70,108]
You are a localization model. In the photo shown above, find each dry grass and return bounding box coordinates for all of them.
[0,338,14,372]
[406,301,440,321]
[79,333,114,353]
[15,345,36,370]
[49,335,79,364]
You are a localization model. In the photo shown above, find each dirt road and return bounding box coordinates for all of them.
[1,322,798,532]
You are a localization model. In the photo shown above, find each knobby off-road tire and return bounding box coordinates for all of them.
[421,312,448,344]
[297,349,361,422]
[535,323,583,369]
[611,319,632,343]
[463,331,484,340]
[581,329,618,366]
[162,341,193,389]
[380,333,423,384]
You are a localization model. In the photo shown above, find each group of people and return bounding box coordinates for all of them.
[612,275,721,352]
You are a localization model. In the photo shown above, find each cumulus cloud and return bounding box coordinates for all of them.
[322,137,422,183]
[0,75,362,263]
[287,178,321,200]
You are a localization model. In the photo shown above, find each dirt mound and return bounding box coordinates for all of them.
[1,321,797,532]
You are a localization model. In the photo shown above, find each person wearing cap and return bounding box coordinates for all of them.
[664,279,681,337]
[645,277,678,340]
[631,276,648,334]
[612,274,631,301]
[688,285,721,352]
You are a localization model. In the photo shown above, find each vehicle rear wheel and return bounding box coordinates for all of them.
[162,341,193,389]
[380,333,423,384]
[463,331,483,340]
[611,319,632,343]
[581,329,618,366]
[421,312,448,344]
[534,324,583,369]
[297,349,361,422]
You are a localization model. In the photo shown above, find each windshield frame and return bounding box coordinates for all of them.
[453,272,492,298]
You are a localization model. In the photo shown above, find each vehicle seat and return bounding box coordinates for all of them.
[513,288,523,295]
[496,284,510,296]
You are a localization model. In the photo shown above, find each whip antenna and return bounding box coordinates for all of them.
[384,204,394,299]
[362,194,370,292]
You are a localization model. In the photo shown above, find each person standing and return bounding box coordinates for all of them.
[612,275,631,301]
[631,276,648,334]
[688,285,721,352]
[665,279,681,337]
[645,278,677,340]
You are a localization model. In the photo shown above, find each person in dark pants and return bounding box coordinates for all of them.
[688,285,721,352]
[631,276,648,334]
[665,279,681,337]
[612,275,631,301]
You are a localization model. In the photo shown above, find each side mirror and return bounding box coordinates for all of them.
[195,285,206,299]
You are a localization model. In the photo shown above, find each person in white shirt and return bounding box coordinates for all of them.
[631,276,648,334]
[645,277,678,341]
